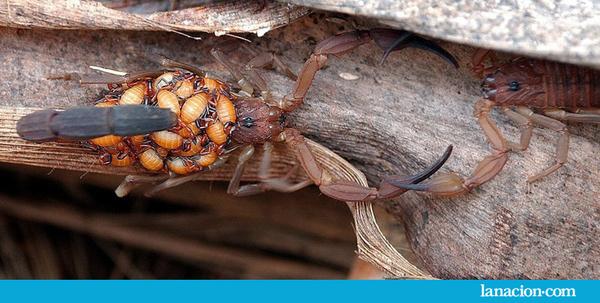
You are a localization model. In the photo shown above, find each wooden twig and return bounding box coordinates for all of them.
[0,106,431,278]
[104,213,355,268]
[96,241,154,279]
[19,223,61,278]
[69,234,90,279]
[348,257,385,279]
[0,194,345,278]
[0,0,309,36]
[0,216,32,278]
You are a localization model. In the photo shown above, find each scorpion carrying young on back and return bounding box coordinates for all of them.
[17,29,458,202]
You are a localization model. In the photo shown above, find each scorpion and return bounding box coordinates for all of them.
[399,49,600,195]
[17,29,458,202]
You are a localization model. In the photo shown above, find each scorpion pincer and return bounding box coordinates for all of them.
[17,28,458,202]
[397,49,600,195]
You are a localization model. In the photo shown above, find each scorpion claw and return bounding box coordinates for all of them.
[392,151,509,195]
[370,29,459,68]
[405,36,459,68]
[378,31,413,65]
[390,172,468,195]
[405,145,453,183]
[376,145,453,199]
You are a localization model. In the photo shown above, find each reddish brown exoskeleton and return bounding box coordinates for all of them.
[18,29,458,202]
[398,49,600,195]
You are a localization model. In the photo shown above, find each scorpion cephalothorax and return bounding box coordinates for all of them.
[17,28,458,202]
[481,59,546,105]
[231,98,287,145]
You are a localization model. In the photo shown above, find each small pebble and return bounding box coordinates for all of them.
[339,72,359,80]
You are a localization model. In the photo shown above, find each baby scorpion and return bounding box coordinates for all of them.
[17,29,458,201]
[399,49,600,195]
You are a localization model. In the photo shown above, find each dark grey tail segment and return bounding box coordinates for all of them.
[16,109,59,142]
[17,105,178,142]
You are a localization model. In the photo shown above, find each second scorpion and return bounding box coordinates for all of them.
[399,49,600,195]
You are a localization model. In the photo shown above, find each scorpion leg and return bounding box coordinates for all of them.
[543,109,600,123]
[115,174,169,197]
[114,157,229,197]
[501,107,534,151]
[574,108,600,115]
[227,143,312,196]
[279,29,458,112]
[246,51,298,81]
[156,56,206,77]
[393,100,510,195]
[47,70,168,86]
[80,70,168,85]
[211,48,297,98]
[226,144,259,195]
[241,51,299,97]
[211,48,263,96]
[281,128,452,202]
[47,72,122,84]
[471,48,500,78]
[515,108,570,183]
[142,156,229,196]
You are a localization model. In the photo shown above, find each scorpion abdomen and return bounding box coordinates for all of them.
[541,61,600,109]
[77,71,235,174]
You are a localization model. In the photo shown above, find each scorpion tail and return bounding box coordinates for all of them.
[369,29,459,68]
[17,105,178,142]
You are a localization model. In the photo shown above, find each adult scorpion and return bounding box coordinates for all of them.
[399,49,600,195]
[17,29,458,202]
